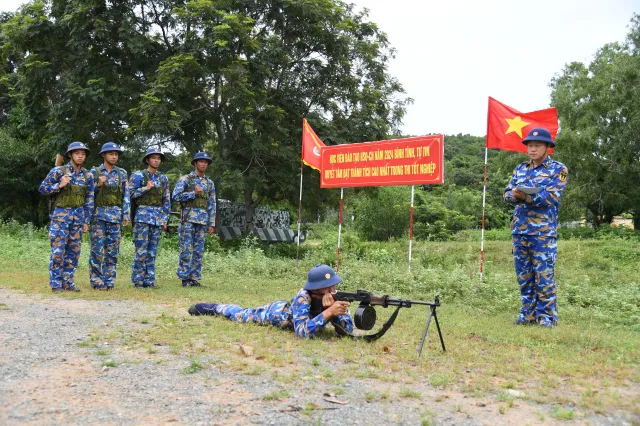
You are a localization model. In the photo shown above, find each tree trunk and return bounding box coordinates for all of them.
[243,184,265,234]
[244,184,255,233]
[633,211,640,231]
[31,191,42,226]
[213,177,221,235]
[604,213,614,225]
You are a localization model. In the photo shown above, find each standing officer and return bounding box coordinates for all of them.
[504,128,568,329]
[172,152,216,287]
[39,142,95,292]
[129,147,171,288]
[188,264,354,338]
[89,142,130,290]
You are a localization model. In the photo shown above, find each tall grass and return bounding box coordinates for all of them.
[0,219,638,329]
[0,220,638,415]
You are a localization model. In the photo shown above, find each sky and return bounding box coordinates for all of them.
[348,0,639,136]
[1,0,638,136]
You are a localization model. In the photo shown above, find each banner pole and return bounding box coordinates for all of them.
[480,146,489,280]
[296,160,304,272]
[337,187,344,272]
[408,185,415,272]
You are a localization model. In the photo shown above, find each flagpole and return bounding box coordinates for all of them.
[337,187,344,272]
[408,185,415,273]
[296,160,304,272]
[480,146,488,280]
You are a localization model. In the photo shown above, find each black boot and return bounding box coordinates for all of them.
[188,303,219,316]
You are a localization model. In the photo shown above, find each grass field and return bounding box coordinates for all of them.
[0,221,638,421]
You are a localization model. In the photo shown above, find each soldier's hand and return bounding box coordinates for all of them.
[98,175,107,187]
[194,185,203,195]
[327,301,350,318]
[207,226,214,235]
[123,219,130,227]
[322,292,335,309]
[82,224,89,233]
[162,224,167,231]
[59,175,71,188]
[146,180,155,190]
[512,189,526,201]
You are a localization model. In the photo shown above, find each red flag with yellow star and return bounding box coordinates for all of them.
[486,97,558,154]
[302,118,325,170]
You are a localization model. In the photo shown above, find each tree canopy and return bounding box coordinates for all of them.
[0,3,637,235]
[550,13,640,228]
[1,0,410,226]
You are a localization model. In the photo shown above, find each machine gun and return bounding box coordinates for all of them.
[332,290,446,357]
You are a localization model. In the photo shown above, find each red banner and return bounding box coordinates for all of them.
[320,135,444,188]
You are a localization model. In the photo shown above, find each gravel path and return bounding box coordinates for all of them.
[0,288,634,425]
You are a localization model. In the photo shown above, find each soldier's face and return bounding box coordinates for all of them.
[526,141,548,162]
[70,150,86,166]
[147,154,162,169]
[103,151,119,166]
[195,159,209,172]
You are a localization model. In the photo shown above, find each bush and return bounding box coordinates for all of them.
[558,223,640,241]
[352,187,410,241]
[264,242,308,259]
[0,219,48,239]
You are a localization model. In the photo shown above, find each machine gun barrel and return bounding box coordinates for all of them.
[385,296,440,308]
[334,290,440,308]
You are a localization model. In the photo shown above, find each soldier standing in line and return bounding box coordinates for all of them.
[89,142,130,290]
[129,147,171,289]
[504,128,568,329]
[172,152,216,287]
[39,142,95,292]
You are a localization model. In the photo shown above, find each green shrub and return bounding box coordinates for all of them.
[352,187,410,241]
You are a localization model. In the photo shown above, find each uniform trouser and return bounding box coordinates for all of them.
[199,301,292,328]
[89,219,122,288]
[48,214,84,289]
[131,222,162,286]
[177,222,207,280]
[512,235,558,324]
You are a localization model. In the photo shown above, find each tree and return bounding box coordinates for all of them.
[1,1,409,229]
[1,0,164,153]
[550,14,640,228]
[131,0,410,229]
[0,128,51,225]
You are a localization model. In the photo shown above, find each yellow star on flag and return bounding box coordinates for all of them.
[504,116,531,138]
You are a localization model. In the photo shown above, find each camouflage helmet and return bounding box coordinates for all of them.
[522,128,555,147]
[65,141,90,158]
[99,141,123,156]
[303,264,342,291]
[143,146,165,165]
[191,151,212,165]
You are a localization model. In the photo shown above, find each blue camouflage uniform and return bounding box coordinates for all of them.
[129,169,171,287]
[504,155,568,326]
[39,163,95,290]
[89,165,130,289]
[172,172,216,284]
[192,288,354,338]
